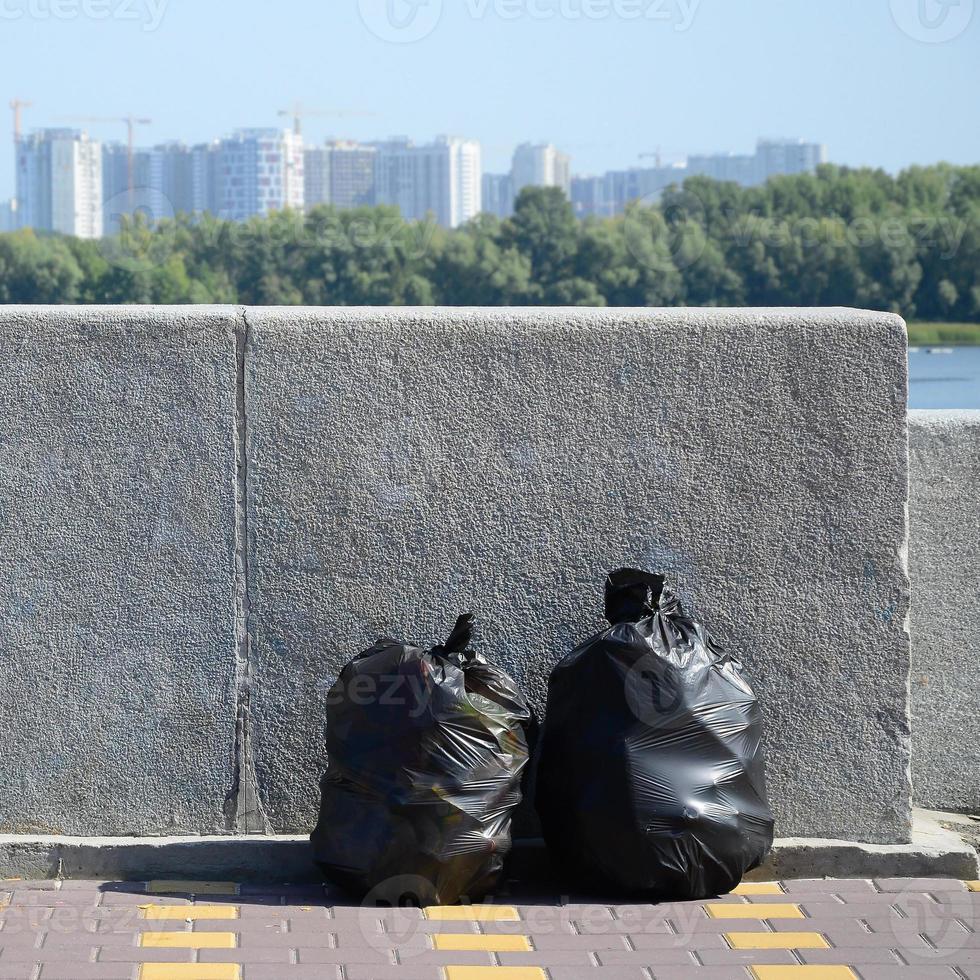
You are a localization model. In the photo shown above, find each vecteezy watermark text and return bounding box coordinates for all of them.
[0,0,168,31]
[463,0,701,27]
[358,0,700,43]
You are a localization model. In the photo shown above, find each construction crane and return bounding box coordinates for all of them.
[59,114,152,195]
[277,102,373,138]
[639,148,664,168]
[10,98,32,143]
[639,148,687,169]
[9,99,32,224]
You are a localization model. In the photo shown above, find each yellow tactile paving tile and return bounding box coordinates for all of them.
[138,967,241,980]
[445,970,546,980]
[146,880,241,895]
[732,882,785,895]
[433,933,532,951]
[139,904,240,920]
[750,968,858,979]
[424,904,520,921]
[706,902,805,919]
[726,931,829,949]
[139,930,237,949]
[966,880,980,892]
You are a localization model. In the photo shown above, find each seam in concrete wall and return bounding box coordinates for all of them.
[225,306,270,834]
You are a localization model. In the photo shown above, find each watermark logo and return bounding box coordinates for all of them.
[623,649,692,730]
[358,0,444,42]
[887,883,974,959]
[357,874,433,957]
[890,0,974,42]
[98,187,176,272]
[623,187,708,273]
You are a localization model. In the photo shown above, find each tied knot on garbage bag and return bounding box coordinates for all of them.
[536,568,775,900]
[311,613,534,906]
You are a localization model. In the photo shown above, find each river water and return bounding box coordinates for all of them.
[908,346,980,409]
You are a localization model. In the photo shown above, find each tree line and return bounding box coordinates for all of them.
[1,163,978,321]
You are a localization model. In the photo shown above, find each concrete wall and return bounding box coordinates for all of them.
[0,306,913,844]
[0,307,242,836]
[909,410,980,814]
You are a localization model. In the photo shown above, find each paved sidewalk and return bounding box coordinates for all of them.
[1,877,978,979]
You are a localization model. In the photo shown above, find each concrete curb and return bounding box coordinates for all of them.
[2,814,974,885]
[746,811,979,881]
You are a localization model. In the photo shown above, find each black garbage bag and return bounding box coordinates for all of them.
[311,613,533,905]
[536,569,774,899]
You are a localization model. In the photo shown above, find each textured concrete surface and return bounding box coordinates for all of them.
[0,306,242,836]
[245,307,912,843]
[1,812,973,884]
[749,811,978,881]
[909,410,980,814]
[1,876,979,979]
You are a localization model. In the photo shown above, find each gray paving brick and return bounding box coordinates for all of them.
[649,969,752,979]
[548,969,651,979]
[796,899,907,916]
[342,968,439,980]
[921,929,980,949]
[597,948,699,966]
[855,969,961,979]
[528,933,630,950]
[629,932,728,951]
[0,966,34,980]
[0,908,53,932]
[498,950,597,966]
[243,968,343,980]
[695,948,799,965]
[394,950,500,966]
[780,878,877,894]
[799,946,904,964]
[296,945,396,965]
[672,917,788,934]
[876,879,969,892]
[198,947,293,963]
[241,885,326,900]
[99,892,188,907]
[38,965,134,979]
[236,906,292,921]
[8,892,101,907]
[96,947,194,962]
[821,924,932,949]
[40,931,136,948]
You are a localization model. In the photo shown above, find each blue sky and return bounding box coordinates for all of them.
[1,0,978,198]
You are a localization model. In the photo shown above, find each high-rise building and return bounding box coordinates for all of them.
[149,142,196,215]
[570,175,608,219]
[756,138,827,181]
[328,142,377,209]
[482,173,514,219]
[191,141,221,215]
[0,200,15,233]
[16,129,102,238]
[102,141,195,222]
[686,151,759,185]
[216,128,304,222]
[303,141,377,211]
[304,146,330,210]
[102,142,153,209]
[687,139,826,188]
[511,143,572,199]
[374,136,480,228]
